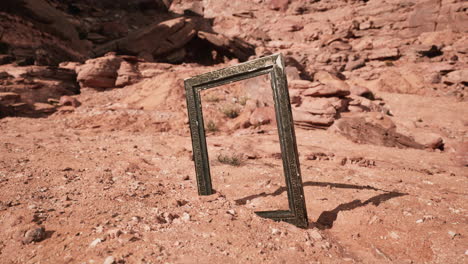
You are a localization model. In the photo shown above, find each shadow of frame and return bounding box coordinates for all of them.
[234,181,407,230]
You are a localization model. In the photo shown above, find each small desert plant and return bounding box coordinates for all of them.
[206,120,218,132]
[205,94,221,103]
[217,154,242,166]
[238,96,249,106]
[221,105,240,118]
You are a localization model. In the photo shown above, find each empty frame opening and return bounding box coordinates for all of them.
[199,74,290,212]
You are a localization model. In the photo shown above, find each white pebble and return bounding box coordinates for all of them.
[89,238,102,248]
[103,256,115,264]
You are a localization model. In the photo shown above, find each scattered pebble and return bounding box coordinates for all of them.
[22,227,46,244]
[226,209,236,216]
[416,219,424,224]
[389,231,400,239]
[106,229,122,239]
[448,231,460,239]
[308,229,323,241]
[271,228,280,235]
[89,238,103,247]
[103,256,115,264]
[176,199,188,207]
[368,215,379,225]
[181,212,191,222]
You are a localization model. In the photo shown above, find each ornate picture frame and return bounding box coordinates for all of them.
[184,54,308,228]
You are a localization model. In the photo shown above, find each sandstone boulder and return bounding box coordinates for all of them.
[76,54,123,89]
[94,17,196,61]
[269,0,289,12]
[314,71,350,92]
[293,109,335,129]
[0,65,79,105]
[412,132,444,150]
[368,48,400,60]
[303,85,350,97]
[442,70,468,85]
[330,113,425,149]
[116,61,141,87]
[295,97,337,115]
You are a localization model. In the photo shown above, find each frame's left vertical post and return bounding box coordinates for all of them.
[184,80,213,195]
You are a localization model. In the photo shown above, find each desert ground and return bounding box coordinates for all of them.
[0,0,467,263]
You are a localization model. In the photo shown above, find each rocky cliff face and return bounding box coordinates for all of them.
[0,0,467,137]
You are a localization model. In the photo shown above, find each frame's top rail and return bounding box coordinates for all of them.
[184,53,283,87]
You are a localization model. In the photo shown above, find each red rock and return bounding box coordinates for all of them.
[442,70,468,85]
[368,48,400,60]
[295,97,337,115]
[412,132,444,150]
[100,21,128,38]
[59,62,82,71]
[289,80,317,90]
[0,92,21,105]
[33,102,56,113]
[330,113,424,149]
[453,142,468,167]
[407,1,467,37]
[303,85,350,97]
[293,109,335,129]
[328,41,352,52]
[115,61,141,87]
[94,17,196,60]
[22,227,46,244]
[314,71,350,92]
[288,89,302,106]
[76,54,123,89]
[197,31,255,62]
[350,85,373,98]
[0,65,78,107]
[269,0,289,12]
[249,107,276,126]
[345,58,366,71]
[59,96,81,108]
[0,55,14,65]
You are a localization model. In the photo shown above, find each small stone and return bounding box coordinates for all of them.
[89,238,103,247]
[226,209,236,216]
[164,213,178,223]
[368,215,379,225]
[181,212,191,222]
[368,48,399,60]
[224,213,234,221]
[271,228,280,235]
[465,249,468,255]
[389,231,400,239]
[448,231,459,239]
[308,229,323,241]
[103,256,115,264]
[415,219,424,224]
[182,175,190,181]
[321,241,331,249]
[176,200,188,207]
[22,227,46,244]
[106,229,122,239]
